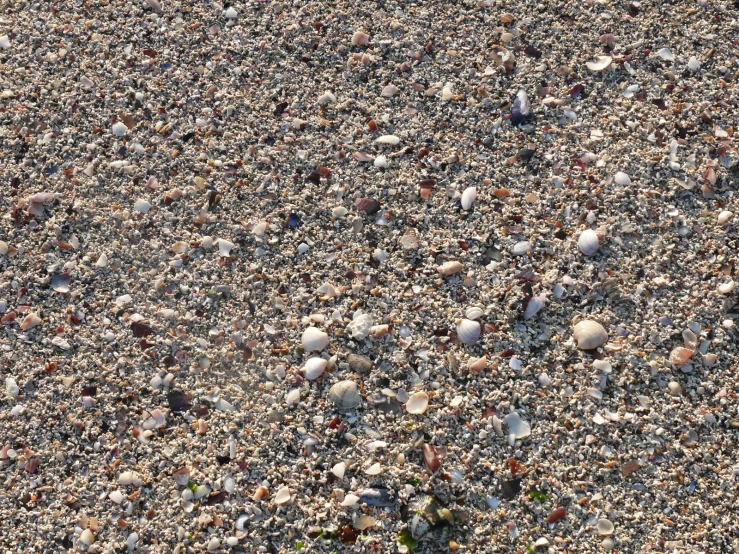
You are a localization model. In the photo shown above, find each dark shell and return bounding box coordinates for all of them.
[358,487,396,506]
[510,89,534,126]
[403,494,455,540]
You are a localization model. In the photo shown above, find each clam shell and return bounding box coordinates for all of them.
[523,294,546,320]
[586,56,612,71]
[614,171,631,186]
[404,494,455,540]
[351,31,370,45]
[578,229,600,256]
[597,519,615,536]
[467,356,487,374]
[504,412,531,439]
[456,319,481,345]
[375,135,400,145]
[328,380,361,409]
[465,306,484,320]
[573,320,608,350]
[718,210,733,225]
[669,347,694,366]
[347,353,373,374]
[406,391,429,414]
[302,327,328,351]
[460,187,477,210]
[438,261,464,276]
[274,486,291,505]
[302,357,328,380]
[511,241,532,256]
[20,312,41,331]
[381,84,398,97]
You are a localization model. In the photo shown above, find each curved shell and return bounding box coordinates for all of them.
[375,135,400,145]
[302,327,328,351]
[578,229,600,256]
[456,319,481,345]
[406,391,429,414]
[614,171,631,186]
[461,187,477,210]
[465,306,484,320]
[573,320,608,350]
[523,294,547,320]
[404,494,455,541]
[328,380,361,409]
[586,55,612,71]
[438,261,464,276]
[302,357,328,380]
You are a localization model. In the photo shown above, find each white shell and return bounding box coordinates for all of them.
[456,319,481,345]
[461,187,477,210]
[274,486,291,505]
[578,229,600,256]
[465,306,484,320]
[347,312,373,340]
[331,462,346,479]
[718,281,735,295]
[317,91,336,105]
[406,391,429,414]
[597,519,615,536]
[687,56,701,71]
[373,155,388,167]
[217,239,234,256]
[657,48,674,61]
[303,357,328,380]
[523,294,547,320]
[614,171,631,186]
[134,199,151,213]
[573,320,608,350]
[504,412,531,439]
[224,7,237,18]
[328,380,361,409]
[0,36,10,49]
[375,134,400,145]
[302,327,329,351]
[586,56,612,71]
[119,471,143,486]
[718,210,733,225]
[79,529,95,546]
[438,261,464,276]
[511,241,532,256]
[111,122,128,136]
[354,515,377,530]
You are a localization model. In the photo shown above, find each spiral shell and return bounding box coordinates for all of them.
[456,319,481,345]
[572,320,608,350]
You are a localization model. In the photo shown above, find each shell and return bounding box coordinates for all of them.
[134,198,151,213]
[403,494,455,541]
[586,56,612,71]
[317,91,336,105]
[460,187,477,210]
[373,155,388,167]
[381,84,398,97]
[597,519,615,536]
[578,229,600,256]
[510,241,532,256]
[354,515,376,530]
[657,48,674,61]
[301,327,328,351]
[614,171,631,186]
[217,239,234,256]
[465,306,484,320]
[687,56,701,71]
[467,356,487,374]
[438,261,464,276]
[348,353,373,374]
[669,347,694,366]
[347,312,373,340]
[274,486,291,505]
[351,31,370,45]
[718,210,733,225]
[303,357,328,380]
[523,294,547,320]
[51,273,71,293]
[573,320,608,350]
[406,391,429,414]
[111,122,128,136]
[328,380,361,409]
[20,313,41,331]
[375,135,400,145]
[456,319,481,345]
[504,412,531,439]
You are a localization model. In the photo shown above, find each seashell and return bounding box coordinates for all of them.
[274,486,291,505]
[51,273,71,293]
[348,353,373,374]
[20,312,41,331]
[356,198,381,214]
[546,507,567,524]
[510,88,533,126]
[0,241,7,255]
[441,83,453,101]
[406,391,429,414]
[0,35,10,49]
[359,487,396,506]
[504,412,531,439]
[79,529,95,546]
[578,229,600,256]
[438,261,464,276]
[682,329,698,350]
[491,45,516,73]
[224,7,237,18]
[119,471,143,486]
[597,519,615,536]
[403,494,455,540]
[316,282,340,300]
[460,187,477,210]
[332,461,346,479]
[381,84,398,97]
[354,515,376,530]
[217,239,234,256]
[351,31,370,45]
[614,171,631,186]
[586,56,612,71]
[303,357,328,380]
[111,122,128,136]
[400,230,420,250]
[510,241,532,256]
[657,48,674,61]
[171,241,188,254]
[456,319,481,345]
[317,91,336,105]
[302,327,328,351]
[134,198,151,213]
[718,281,734,294]
[328,380,361,409]
[669,347,693,366]
[573,320,608,350]
[467,356,487,374]
[600,33,616,48]
[373,155,388,167]
[718,210,733,225]
[347,312,373,340]
[375,134,400,145]
[465,306,484,320]
[29,192,54,204]
[523,293,547,320]
[687,56,701,71]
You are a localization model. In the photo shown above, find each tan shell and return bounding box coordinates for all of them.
[572,320,608,350]
[438,261,464,276]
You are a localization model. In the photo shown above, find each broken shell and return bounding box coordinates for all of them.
[328,380,361,409]
[464,306,484,320]
[669,347,694,366]
[302,357,328,380]
[718,210,733,225]
[504,412,531,439]
[438,261,464,276]
[456,319,481,345]
[20,313,41,331]
[317,91,337,105]
[586,56,612,71]
[511,241,532,256]
[578,229,600,256]
[573,320,608,350]
[614,171,631,186]
[354,515,376,530]
[347,353,373,374]
[461,187,477,210]
[403,494,455,541]
[406,391,429,414]
[657,48,674,61]
[51,273,71,293]
[351,31,370,45]
[274,486,291,505]
[375,134,400,145]
[597,518,615,536]
[381,84,398,97]
[301,327,329,351]
[467,356,487,374]
[523,294,547,320]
